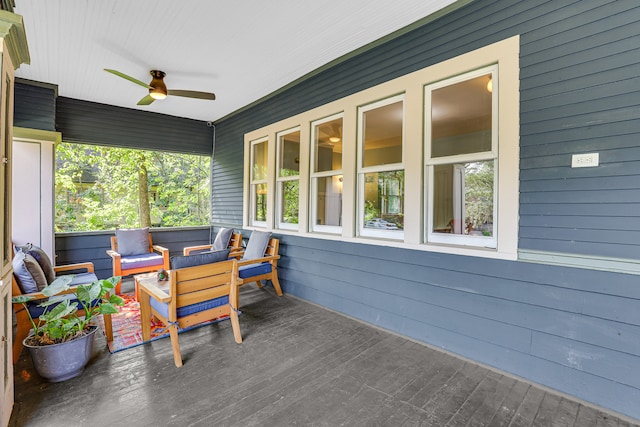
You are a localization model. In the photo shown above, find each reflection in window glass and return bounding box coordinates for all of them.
[254,183,267,222]
[252,141,268,180]
[432,161,493,236]
[363,170,404,231]
[279,180,299,224]
[279,131,300,177]
[314,117,343,173]
[362,101,403,167]
[431,74,492,158]
[314,175,342,227]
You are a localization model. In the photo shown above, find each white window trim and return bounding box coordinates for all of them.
[310,113,344,234]
[425,65,498,249]
[357,94,405,240]
[243,35,520,261]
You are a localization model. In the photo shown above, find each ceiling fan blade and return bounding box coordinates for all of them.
[137,94,155,105]
[167,89,216,101]
[104,69,152,89]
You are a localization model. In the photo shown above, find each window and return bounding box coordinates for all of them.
[55,143,210,231]
[310,114,343,233]
[358,95,404,238]
[243,36,519,260]
[249,138,269,227]
[276,128,301,229]
[425,66,497,248]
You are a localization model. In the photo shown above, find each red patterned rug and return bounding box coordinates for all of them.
[97,293,229,353]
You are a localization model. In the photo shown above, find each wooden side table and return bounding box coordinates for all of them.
[135,273,171,342]
[133,272,163,301]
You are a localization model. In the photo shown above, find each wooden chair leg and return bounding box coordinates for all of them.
[102,313,113,342]
[169,325,182,367]
[255,280,263,289]
[230,310,242,344]
[140,292,151,342]
[271,274,283,297]
[13,309,31,363]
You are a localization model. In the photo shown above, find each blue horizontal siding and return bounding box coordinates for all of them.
[56,97,213,155]
[14,81,56,131]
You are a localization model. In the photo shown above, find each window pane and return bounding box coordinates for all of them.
[279,180,299,224]
[313,117,342,173]
[431,74,492,158]
[252,140,268,180]
[363,170,404,230]
[432,161,494,236]
[314,175,342,226]
[253,183,267,222]
[362,101,403,167]
[278,131,300,176]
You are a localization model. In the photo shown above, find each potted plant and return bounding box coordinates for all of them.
[12,275,124,382]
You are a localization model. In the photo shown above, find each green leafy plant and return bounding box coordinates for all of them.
[12,276,124,346]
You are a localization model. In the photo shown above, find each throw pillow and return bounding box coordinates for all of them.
[18,243,56,285]
[170,249,230,270]
[212,228,233,251]
[116,227,151,256]
[12,251,48,294]
[242,231,271,260]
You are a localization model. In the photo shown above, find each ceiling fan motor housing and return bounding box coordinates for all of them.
[149,70,168,99]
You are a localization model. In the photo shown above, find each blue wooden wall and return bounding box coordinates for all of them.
[210,0,640,420]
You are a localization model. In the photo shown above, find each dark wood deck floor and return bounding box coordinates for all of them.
[10,282,640,427]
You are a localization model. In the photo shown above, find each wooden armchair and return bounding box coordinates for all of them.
[138,258,242,367]
[232,232,283,297]
[106,227,170,294]
[11,260,113,363]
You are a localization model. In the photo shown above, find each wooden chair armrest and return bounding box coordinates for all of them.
[14,286,79,302]
[153,245,170,270]
[237,254,280,267]
[152,245,169,254]
[183,244,213,256]
[54,262,95,273]
[106,249,121,261]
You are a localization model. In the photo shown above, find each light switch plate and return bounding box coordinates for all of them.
[571,153,599,168]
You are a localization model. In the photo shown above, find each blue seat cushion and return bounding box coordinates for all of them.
[238,262,272,279]
[149,293,229,319]
[120,253,164,270]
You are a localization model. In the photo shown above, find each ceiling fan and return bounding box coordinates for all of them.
[104,69,216,105]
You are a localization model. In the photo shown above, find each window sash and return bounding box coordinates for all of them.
[424,65,498,248]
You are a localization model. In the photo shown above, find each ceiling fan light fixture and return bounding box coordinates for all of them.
[149,90,167,100]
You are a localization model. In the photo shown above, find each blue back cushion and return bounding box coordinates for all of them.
[13,250,48,294]
[170,249,230,270]
[212,228,233,251]
[17,243,55,284]
[243,231,271,260]
[116,227,150,256]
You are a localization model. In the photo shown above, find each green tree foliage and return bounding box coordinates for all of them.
[55,143,210,231]
[464,161,494,234]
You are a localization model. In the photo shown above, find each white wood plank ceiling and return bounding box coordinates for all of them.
[14,0,459,122]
